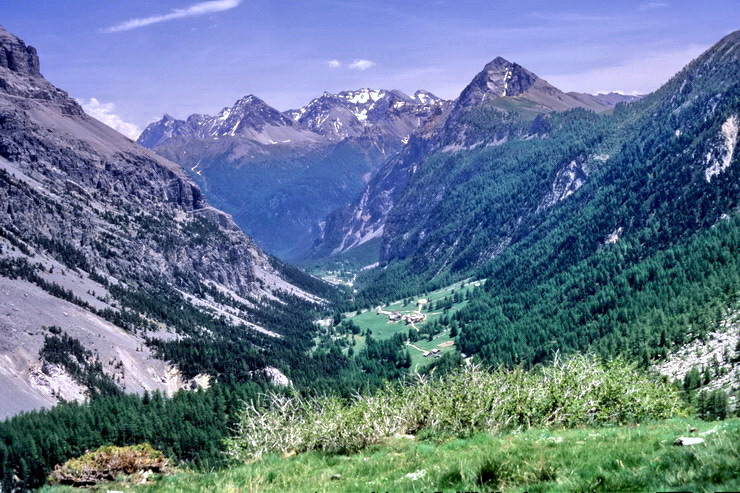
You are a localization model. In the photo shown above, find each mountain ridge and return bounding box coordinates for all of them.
[0,26,329,418]
[310,55,639,260]
[136,87,452,258]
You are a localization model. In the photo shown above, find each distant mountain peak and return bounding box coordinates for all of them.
[412,89,444,104]
[282,87,449,141]
[454,57,624,115]
[337,88,388,104]
[211,94,294,133]
[453,57,543,110]
[484,55,512,68]
[235,94,266,106]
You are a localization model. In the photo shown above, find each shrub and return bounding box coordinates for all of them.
[48,443,170,486]
[226,355,682,461]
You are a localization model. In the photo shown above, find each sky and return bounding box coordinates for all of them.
[1,1,736,138]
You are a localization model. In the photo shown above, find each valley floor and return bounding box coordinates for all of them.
[46,418,739,492]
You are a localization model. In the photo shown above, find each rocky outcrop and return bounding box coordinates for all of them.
[0,27,40,77]
[654,310,739,403]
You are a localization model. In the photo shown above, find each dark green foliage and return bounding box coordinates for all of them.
[33,236,90,272]
[40,331,121,397]
[0,382,267,490]
[456,216,739,367]
[696,390,731,421]
[269,255,346,303]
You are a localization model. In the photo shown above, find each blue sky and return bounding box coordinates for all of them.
[1,1,736,138]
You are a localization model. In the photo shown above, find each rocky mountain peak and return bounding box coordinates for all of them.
[234,94,265,107]
[0,26,41,77]
[337,88,388,104]
[412,89,444,105]
[218,94,293,128]
[470,57,539,100]
[186,113,209,125]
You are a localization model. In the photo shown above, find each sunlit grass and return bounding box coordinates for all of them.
[59,418,739,493]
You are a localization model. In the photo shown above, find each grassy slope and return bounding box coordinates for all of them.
[56,418,739,493]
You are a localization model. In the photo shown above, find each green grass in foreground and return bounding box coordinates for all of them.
[47,418,739,493]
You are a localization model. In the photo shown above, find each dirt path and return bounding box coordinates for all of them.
[406,342,426,353]
[376,306,394,316]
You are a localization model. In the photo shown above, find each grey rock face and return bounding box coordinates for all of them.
[0,27,40,77]
[0,26,320,417]
[458,57,539,106]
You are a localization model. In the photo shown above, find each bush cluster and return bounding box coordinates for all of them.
[48,443,169,487]
[226,355,682,461]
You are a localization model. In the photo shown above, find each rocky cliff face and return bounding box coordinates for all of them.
[0,27,325,418]
[0,27,40,77]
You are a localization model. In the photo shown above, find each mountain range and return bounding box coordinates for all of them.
[139,71,637,260]
[138,88,451,258]
[321,33,737,291]
[312,57,642,260]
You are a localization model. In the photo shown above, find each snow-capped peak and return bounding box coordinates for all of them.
[340,88,386,104]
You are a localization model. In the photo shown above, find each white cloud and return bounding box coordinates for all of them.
[348,59,376,71]
[543,44,706,95]
[79,98,142,140]
[638,1,669,10]
[102,0,241,33]
[327,59,341,68]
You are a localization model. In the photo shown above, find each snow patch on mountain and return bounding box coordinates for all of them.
[342,88,384,104]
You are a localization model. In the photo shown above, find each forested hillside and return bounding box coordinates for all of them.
[344,31,739,370]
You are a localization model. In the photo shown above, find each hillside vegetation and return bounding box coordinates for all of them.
[224,355,680,461]
[65,418,739,493]
[43,355,720,493]
[347,31,739,374]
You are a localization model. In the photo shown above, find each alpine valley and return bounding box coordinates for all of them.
[0,18,738,493]
[138,88,451,259]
